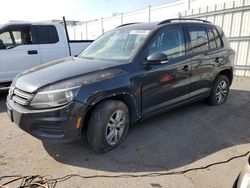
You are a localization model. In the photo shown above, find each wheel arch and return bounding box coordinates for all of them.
[215,68,233,86]
[81,93,141,132]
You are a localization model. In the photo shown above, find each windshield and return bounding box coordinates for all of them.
[79,29,150,61]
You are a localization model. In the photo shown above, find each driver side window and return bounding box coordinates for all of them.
[0,26,33,50]
[148,26,185,59]
[0,32,12,49]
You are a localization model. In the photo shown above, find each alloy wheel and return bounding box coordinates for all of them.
[215,80,228,104]
[106,110,126,145]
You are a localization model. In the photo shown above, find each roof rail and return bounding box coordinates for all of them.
[158,18,211,25]
[116,22,141,28]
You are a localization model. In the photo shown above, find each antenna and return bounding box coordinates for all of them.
[63,16,72,56]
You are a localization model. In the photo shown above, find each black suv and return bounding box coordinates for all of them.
[6,19,235,152]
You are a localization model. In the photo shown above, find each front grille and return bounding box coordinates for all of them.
[11,88,34,106]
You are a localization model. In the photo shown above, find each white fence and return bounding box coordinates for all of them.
[68,0,250,76]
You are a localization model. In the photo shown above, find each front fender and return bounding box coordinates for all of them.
[75,73,141,123]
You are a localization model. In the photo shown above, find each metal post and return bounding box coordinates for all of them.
[148,5,151,22]
[101,17,104,34]
[187,0,191,10]
[121,13,123,24]
[73,25,76,40]
[85,22,88,40]
[178,12,182,18]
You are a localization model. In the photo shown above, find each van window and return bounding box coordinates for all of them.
[207,28,217,50]
[0,26,33,49]
[213,28,222,48]
[38,26,59,44]
[187,26,209,54]
[148,26,185,59]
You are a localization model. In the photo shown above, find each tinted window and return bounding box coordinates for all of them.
[38,26,59,44]
[207,28,217,49]
[0,26,33,49]
[187,26,209,54]
[148,26,185,59]
[213,28,222,48]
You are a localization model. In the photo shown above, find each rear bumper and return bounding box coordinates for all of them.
[6,97,87,143]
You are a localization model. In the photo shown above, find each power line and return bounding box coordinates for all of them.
[1,150,249,188]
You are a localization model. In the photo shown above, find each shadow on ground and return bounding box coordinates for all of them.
[3,89,248,173]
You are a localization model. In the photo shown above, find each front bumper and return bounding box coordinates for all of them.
[6,96,87,143]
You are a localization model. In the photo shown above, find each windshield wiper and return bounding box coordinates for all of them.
[80,56,94,60]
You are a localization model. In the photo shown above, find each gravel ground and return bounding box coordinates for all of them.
[0,76,250,188]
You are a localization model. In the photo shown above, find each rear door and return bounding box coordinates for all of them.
[0,25,41,83]
[185,25,214,98]
[141,25,191,116]
[37,25,69,64]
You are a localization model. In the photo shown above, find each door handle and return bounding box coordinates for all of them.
[27,50,38,55]
[182,65,189,71]
[215,57,220,63]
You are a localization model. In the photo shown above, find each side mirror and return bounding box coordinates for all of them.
[147,52,168,65]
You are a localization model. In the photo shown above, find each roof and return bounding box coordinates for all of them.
[116,22,159,30]
[0,21,62,30]
[116,18,212,30]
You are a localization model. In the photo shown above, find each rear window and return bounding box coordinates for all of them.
[37,25,59,44]
[207,27,217,50]
[213,28,222,48]
[187,26,209,54]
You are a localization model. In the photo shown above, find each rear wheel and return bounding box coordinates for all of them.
[87,100,129,153]
[206,75,230,105]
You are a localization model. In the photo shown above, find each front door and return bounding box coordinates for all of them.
[0,25,41,83]
[141,25,191,116]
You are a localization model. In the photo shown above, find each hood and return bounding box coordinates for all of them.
[14,57,124,93]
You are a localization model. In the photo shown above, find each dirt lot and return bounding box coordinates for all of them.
[0,77,250,188]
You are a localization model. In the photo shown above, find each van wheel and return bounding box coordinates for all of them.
[87,100,129,153]
[206,75,230,105]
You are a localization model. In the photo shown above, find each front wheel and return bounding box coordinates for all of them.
[87,100,129,153]
[206,75,230,105]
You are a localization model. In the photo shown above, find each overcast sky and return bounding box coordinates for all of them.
[0,0,176,24]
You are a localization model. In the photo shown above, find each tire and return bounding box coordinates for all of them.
[87,100,130,153]
[206,75,230,106]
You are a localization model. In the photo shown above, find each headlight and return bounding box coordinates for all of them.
[30,83,80,109]
[240,174,250,188]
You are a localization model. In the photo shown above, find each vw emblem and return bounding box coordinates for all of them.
[8,86,14,97]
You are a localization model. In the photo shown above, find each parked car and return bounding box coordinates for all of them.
[6,18,235,152]
[233,156,250,188]
[0,22,92,89]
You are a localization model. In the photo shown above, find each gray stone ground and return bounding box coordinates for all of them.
[0,76,250,188]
